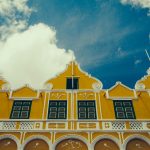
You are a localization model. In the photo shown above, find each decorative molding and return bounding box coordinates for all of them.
[43,83,53,90]
[135,82,145,90]
[51,92,66,99]
[78,92,95,99]
[92,82,102,91]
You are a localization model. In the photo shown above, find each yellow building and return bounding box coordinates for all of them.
[0,61,149,150]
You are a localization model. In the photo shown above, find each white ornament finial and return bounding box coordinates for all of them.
[147,68,150,75]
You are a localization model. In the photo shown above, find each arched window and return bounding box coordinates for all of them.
[126,138,150,150]
[94,139,119,150]
[56,138,88,150]
[0,138,17,150]
[24,139,49,150]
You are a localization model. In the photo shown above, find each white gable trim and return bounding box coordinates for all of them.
[106,82,138,100]
[9,85,40,100]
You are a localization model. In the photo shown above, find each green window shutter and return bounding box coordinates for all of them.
[78,100,97,119]
[10,100,32,119]
[66,78,79,89]
[114,100,136,119]
[48,100,67,119]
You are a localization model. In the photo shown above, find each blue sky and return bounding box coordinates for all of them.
[27,0,150,88]
[0,0,150,89]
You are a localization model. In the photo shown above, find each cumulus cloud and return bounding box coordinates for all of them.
[120,0,150,16]
[0,23,74,89]
[0,0,75,89]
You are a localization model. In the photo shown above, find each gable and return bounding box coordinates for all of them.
[107,82,137,99]
[45,61,103,90]
[10,85,39,99]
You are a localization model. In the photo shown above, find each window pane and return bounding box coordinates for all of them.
[73,78,78,89]
[66,78,72,89]
[79,107,86,112]
[116,107,124,112]
[87,102,95,106]
[50,107,57,112]
[22,106,29,111]
[58,107,65,112]
[117,112,125,118]
[20,111,28,118]
[126,112,134,119]
[79,112,86,119]
[49,112,57,119]
[88,107,95,112]
[23,102,31,105]
[88,112,95,119]
[58,112,65,119]
[115,102,122,107]
[125,107,132,112]
[59,102,66,106]
[123,102,131,107]
[13,106,21,111]
[66,78,79,89]
[50,102,57,106]
[14,102,22,106]
[79,102,86,106]
[12,111,20,118]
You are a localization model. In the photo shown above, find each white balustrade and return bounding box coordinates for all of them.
[2,122,16,130]
[0,121,149,131]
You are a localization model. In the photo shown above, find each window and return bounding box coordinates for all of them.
[78,100,97,119]
[113,100,136,119]
[66,77,79,89]
[48,101,67,119]
[10,101,32,119]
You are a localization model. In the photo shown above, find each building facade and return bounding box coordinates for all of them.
[0,61,149,150]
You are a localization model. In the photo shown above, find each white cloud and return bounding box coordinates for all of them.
[0,0,32,17]
[120,0,150,16]
[134,59,142,65]
[0,23,75,89]
[116,47,128,58]
[0,20,28,40]
[0,0,33,40]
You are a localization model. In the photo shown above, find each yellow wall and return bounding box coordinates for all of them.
[0,61,149,121]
